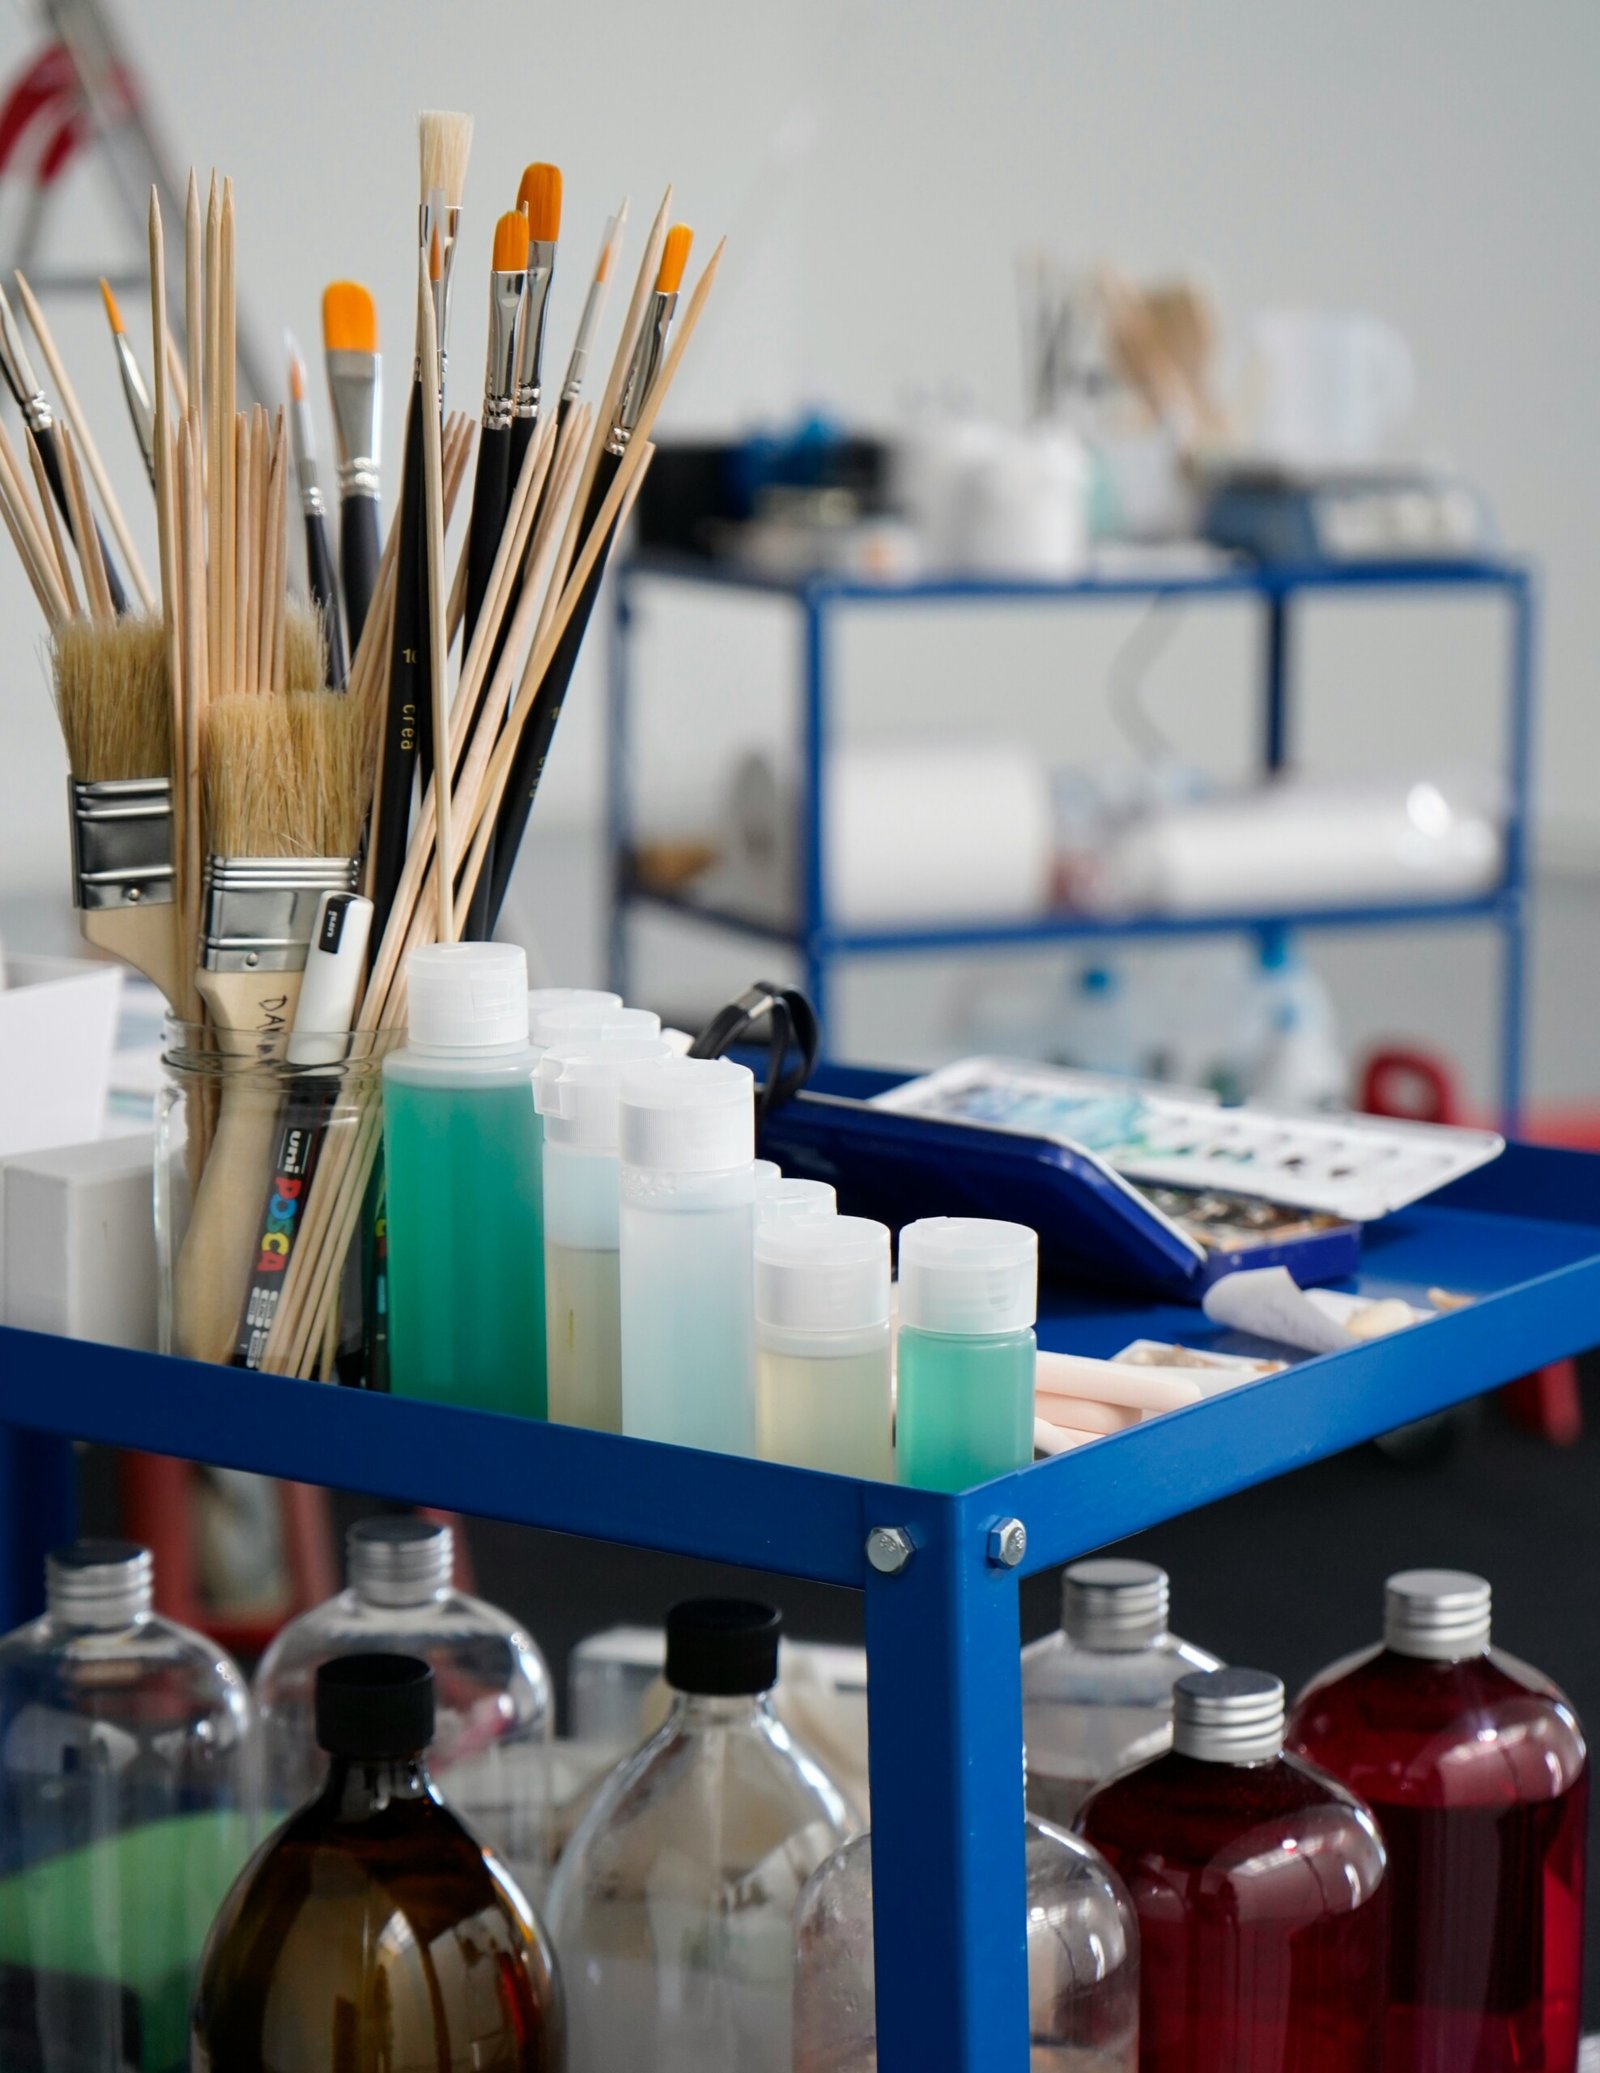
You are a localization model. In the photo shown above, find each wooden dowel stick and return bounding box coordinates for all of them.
[23,429,79,613]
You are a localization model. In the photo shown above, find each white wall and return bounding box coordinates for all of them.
[2,0,1596,908]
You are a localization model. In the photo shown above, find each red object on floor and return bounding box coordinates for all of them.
[1358,1045,1586,1447]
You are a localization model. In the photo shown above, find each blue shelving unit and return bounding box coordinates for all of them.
[607,551,1536,1127]
[0,1137,1596,2070]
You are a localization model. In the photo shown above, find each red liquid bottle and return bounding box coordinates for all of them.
[1288,1569,1588,2073]
[1078,1666,1389,2072]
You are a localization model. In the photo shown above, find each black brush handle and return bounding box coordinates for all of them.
[304,508,348,688]
[369,381,426,946]
[35,425,128,615]
[462,421,512,664]
[340,492,382,652]
[483,450,622,930]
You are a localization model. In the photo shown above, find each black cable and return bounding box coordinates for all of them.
[688,981,821,1119]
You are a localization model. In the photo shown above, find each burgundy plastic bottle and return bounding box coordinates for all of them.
[1288,1569,1588,2073]
[1077,1666,1389,2072]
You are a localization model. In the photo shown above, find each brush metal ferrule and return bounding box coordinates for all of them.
[288,394,324,516]
[68,777,174,912]
[0,289,49,429]
[483,268,527,432]
[326,349,382,501]
[112,333,156,482]
[607,289,677,456]
[512,248,557,422]
[202,856,358,974]
[419,197,463,399]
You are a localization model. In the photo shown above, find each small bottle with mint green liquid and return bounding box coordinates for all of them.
[895,1217,1037,1490]
[384,943,548,1417]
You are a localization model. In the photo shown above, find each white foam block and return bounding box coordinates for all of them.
[2,1132,157,1348]
[0,954,122,1158]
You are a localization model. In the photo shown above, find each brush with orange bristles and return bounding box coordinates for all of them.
[508,162,561,487]
[462,207,528,656]
[98,278,156,486]
[322,279,382,648]
[286,330,346,687]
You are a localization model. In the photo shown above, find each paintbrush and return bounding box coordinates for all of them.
[173,689,367,1364]
[482,223,692,927]
[99,278,155,485]
[508,162,561,484]
[370,109,472,947]
[462,208,528,659]
[0,282,128,612]
[322,279,382,648]
[286,330,348,687]
[557,204,626,429]
[51,615,183,1007]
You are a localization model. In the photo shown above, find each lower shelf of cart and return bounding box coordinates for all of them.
[0,1143,1594,1587]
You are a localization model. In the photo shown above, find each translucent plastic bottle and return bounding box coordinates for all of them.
[546,1598,855,2073]
[385,942,546,1416]
[1287,1569,1588,2072]
[0,1540,258,2073]
[1022,1559,1221,1824]
[253,1515,553,1903]
[755,1216,893,1478]
[536,1026,670,1432]
[793,1817,1139,2072]
[619,1056,758,1453]
[193,1654,560,2071]
[756,1174,838,1225]
[895,1217,1037,1490]
[1078,1667,1389,2072]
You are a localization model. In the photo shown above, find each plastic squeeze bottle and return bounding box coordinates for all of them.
[895,1216,1038,1490]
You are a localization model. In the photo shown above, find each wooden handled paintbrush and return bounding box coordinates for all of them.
[286,331,348,687]
[322,280,383,648]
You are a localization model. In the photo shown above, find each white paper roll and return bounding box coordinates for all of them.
[726,740,1055,928]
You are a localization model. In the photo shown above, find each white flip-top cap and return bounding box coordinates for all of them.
[536,1034,672,1148]
[408,942,529,1051]
[620,1055,755,1173]
[756,1175,838,1224]
[756,1216,891,1331]
[897,1217,1037,1335]
[527,990,628,1048]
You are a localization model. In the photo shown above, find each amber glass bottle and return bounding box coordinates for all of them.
[190,1653,561,2072]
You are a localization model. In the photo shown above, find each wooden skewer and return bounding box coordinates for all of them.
[166,332,189,421]
[219,179,237,698]
[56,422,114,623]
[23,428,80,615]
[179,417,205,938]
[265,411,288,689]
[184,171,204,441]
[12,270,158,611]
[234,414,253,693]
[0,423,70,626]
[206,172,223,700]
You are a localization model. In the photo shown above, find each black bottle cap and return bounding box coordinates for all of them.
[664,1598,782,1696]
[315,1653,436,1757]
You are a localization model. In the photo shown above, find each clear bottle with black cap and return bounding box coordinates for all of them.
[1078,1666,1390,2071]
[192,1653,561,2072]
[0,1539,257,2073]
[1021,1558,1220,1824]
[1288,1569,1588,2072]
[546,1598,855,2073]
[253,1515,552,1899]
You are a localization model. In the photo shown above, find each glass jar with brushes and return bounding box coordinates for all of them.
[156,1014,398,1382]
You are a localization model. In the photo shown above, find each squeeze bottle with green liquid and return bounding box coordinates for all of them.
[385,943,546,1416]
[895,1217,1038,1490]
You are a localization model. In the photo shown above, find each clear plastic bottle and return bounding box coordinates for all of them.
[253,1515,553,1903]
[536,1026,670,1432]
[1022,1559,1221,1825]
[793,1817,1139,2072]
[756,1174,838,1225]
[0,1539,258,2073]
[385,942,546,1416]
[895,1217,1037,1490]
[619,1057,758,1453]
[1078,1667,1390,2072]
[1287,1569,1588,2072]
[192,1654,560,2072]
[755,1216,893,1478]
[546,1598,855,2073]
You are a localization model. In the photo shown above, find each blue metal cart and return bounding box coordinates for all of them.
[0,1135,1595,2070]
[607,553,1536,1127]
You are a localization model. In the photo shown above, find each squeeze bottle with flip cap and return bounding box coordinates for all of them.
[894,1217,1037,1490]
[537,1030,670,1432]
[619,1056,758,1453]
[385,943,545,1416]
[756,1173,838,1225]
[755,1216,893,1478]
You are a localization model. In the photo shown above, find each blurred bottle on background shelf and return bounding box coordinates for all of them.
[1056,963,1145,1078]
[1245,931,1347,1109]
[193,1653,560,2072]
[1288,1570,1588,2073]
[794,1813,1139,2072]
[1078,1666,1389,2071]
[253,1515,552,1902]
[0,1540,257,2073]
[1022,1559,1221,1825]
[548,1599,854,2073]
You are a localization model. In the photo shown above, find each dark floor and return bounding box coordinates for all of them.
[83,1365,1600,2021]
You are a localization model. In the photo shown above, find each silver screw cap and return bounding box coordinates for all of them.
[1173,1667,1285,1764]
[1063,1558,1168,1651]
[348,1517,453,1607]
[47,1539,153,1628]
[1384,1569,1491,1661]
